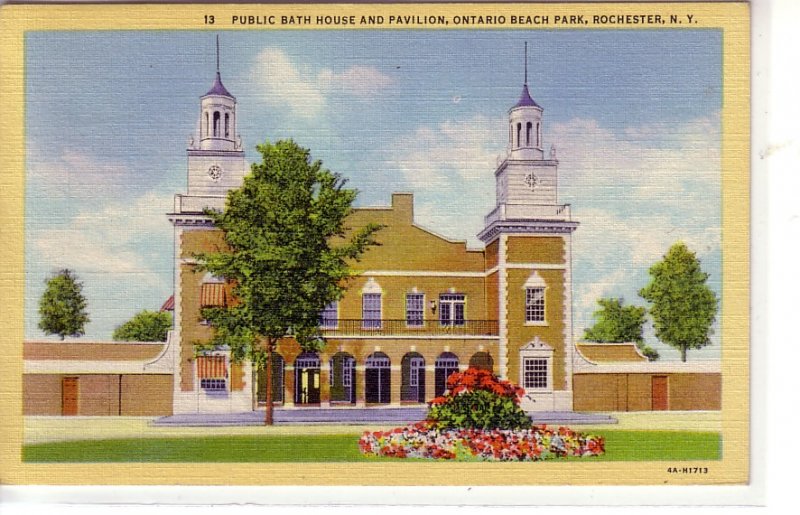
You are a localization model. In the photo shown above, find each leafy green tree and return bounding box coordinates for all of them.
[582,298,659,361]
[38,269,90,340]
[198,139,381,425]
[639,242,718,362]
[112,310,172,342]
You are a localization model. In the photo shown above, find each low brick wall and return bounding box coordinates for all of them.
[573,372,721,412]
[23,374,173,416]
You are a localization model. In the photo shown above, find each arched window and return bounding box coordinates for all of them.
[213,111,220,137]
[204,112,209,138]
[516,123,522,148]
[224,113,230,138]
[526,122,532,146]
[537,122,541,147]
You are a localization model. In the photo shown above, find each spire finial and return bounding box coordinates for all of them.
[524,41,528,86]
[215,34,220,73]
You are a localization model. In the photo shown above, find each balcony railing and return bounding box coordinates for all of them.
[484,203,572,225]
[320,319,499,337]
[174,194,226,214]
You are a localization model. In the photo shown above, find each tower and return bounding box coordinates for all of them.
[478,43,578,411]
[186,35,248,197]
[168,37,252,414]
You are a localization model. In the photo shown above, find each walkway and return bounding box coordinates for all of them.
[151,408,616,427]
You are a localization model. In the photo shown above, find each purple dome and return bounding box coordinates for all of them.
[513,84,540,109]
[204,72,234,99]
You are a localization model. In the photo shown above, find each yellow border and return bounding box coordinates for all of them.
[0,2,749,485]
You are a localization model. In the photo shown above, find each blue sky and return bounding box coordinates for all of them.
[25,30,722,360]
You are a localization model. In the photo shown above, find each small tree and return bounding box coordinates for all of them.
[38,269,90,340]
[113,310,172,342]
[198,139,381,425]
[582,298,659,361]
[639,242,718,362]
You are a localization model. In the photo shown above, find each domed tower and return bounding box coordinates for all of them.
[185,35,248,197]
[508,47,544,161]
[479,42,578,412]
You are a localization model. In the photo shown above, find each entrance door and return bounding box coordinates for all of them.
[256,353,284,405]
[435,352,459,397]
[651,376,669,411]
[62,377,78,416]
[297,368,320,404]
[365,352,391,404]
[401,354,426,403]
[329,353,356,404]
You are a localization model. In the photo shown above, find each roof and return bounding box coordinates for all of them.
[513,83,541,109]
[575,342,649,363]
[204,72,234,98]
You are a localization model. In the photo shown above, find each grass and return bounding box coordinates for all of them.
[22,430,721,463]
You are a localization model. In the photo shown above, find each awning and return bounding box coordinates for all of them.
[200,283,226,307]
[197,355,227,379]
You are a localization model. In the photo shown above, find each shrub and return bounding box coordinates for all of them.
[426,367,531,430]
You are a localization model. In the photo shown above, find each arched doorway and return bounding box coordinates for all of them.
[434,352,460,397]
[401,352,426,403]
[365,352,391,404]
[256,352,285,405]
[329,352,356,404]
[294,352,321,404]
[469,351,494,372]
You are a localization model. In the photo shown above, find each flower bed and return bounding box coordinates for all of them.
[359,421,605,461]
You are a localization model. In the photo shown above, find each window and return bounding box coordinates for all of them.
[526,122,532,146]
[439,293,465,326]
[516,123,522,147]
[406,293,424,326]
[320,301,338,329]
[197,355,227,391]
[525,287,545,323]
[224,113,230,137]
[362,293,382,329]
[213,111,220,137]
[523,358,548,389]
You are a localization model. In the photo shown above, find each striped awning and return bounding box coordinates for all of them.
[197,355,227,379]
[200,283,226,307]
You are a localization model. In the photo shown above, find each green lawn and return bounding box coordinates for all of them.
[22,430,720,463]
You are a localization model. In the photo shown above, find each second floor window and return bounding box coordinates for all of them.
[320,301,338,329]
[362,293,382,329]
[406,293,424,326]
[525,287,545,323]
[439,293,465,326]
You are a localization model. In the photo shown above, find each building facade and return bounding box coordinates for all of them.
[165,56,578,414]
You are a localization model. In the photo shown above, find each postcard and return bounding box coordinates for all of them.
[0,1,749,493]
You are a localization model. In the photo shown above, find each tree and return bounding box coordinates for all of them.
[639,242,718,362]
[113,310,172,342]
[197,139,381,425]
[38,269,90,340]
[582,297,659,361]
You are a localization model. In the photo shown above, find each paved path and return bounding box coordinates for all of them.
[152,408,616,427]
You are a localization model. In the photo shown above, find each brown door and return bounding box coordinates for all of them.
[651,376,668,411]
[62,377,79,416]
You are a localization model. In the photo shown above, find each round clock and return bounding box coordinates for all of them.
[207,164,223,181]
[524,172,538,191]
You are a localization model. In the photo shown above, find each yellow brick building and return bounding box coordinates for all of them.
[162,55,579,414]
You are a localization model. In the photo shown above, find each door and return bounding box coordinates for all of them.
[330,354,356,404]
[62,377,78,416]
[651,376,669,411]
[435,353,459,397]
[297,368,320,404]
[401,354,426,403]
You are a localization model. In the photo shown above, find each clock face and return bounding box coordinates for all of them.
[524,172,538,191]
[208,164,223,181]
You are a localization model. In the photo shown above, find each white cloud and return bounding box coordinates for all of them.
[27,147,143,200]
[250,48,394,119]
[32,190,173,278]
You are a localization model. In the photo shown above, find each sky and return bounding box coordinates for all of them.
[24,30,722,360]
